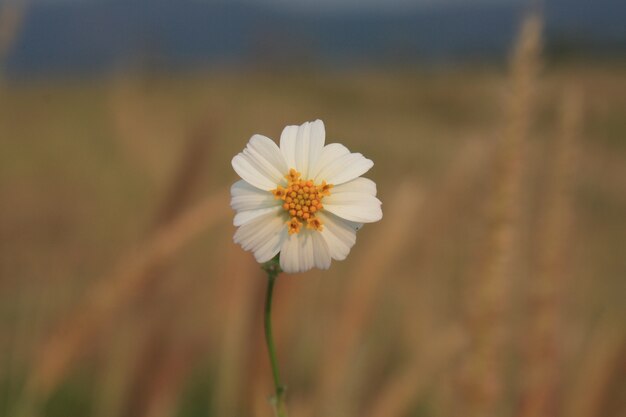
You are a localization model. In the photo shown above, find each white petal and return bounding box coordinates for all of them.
[279,231,316,273]
[279,125,298,169]
[230,180,279,212]
[232,134,287,191]
[313,145,374,186]
[280,233,304,273]
[317,211,358,261]
[331,177,377,196]
[254,228,289,263]
[311,232,331,269]
[248,134,288,178]
[297,120,325,179]
[311,143,350,180]
[278,230,331,273]
[234,210,288,263]
[234,206,282,226]
[279,120,325,178]
[324,192,383,223]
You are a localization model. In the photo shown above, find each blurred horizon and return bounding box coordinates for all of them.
[3,0,626,78]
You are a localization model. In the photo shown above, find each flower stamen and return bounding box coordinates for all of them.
[307,217,323,231]
[271,168,331,234]
[286,168,300,183]
[287,218,302,235]
[319,181,333,196]
[272,186,286,200]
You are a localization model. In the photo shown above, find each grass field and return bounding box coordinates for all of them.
[1,24,625,416]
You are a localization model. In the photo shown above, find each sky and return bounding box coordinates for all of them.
[255,0,519,12]
[23,0,520,12]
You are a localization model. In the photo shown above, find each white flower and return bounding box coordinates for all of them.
[230,120,382,274]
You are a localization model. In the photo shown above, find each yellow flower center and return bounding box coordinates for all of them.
[271,168,333,234]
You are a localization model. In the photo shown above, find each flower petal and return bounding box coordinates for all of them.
[280,233,306,273]
[317,211,359,261]
[279,230,332,273]
[311,143,350,180]
[234,206,282,227]
[313,145,373,186]
[279,125,298,169]
[254,227,289,263]
[230,180,280,212]
[232,134,287,190]
[280,120,325,178]
[312,231,331,269]
[234,210,288,263]
[331,177,377,197]
[324,191,382,223]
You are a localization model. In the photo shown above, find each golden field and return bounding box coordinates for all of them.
[1,17,625,417]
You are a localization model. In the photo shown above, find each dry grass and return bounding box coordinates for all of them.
[364,325,467,417]
[459,12,542,417]
[563,315,626,417]
[20,187,229,409]
[307,182,423,417]
[517,88,582,417]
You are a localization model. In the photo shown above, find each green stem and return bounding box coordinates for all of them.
[262,257,288,417]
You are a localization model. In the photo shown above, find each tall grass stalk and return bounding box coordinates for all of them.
[461,11,542,417]
[519,89,582,417]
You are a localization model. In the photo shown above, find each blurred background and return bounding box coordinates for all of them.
[0,0,625,416]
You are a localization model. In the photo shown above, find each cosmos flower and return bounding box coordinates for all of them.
[231,120,382,273]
